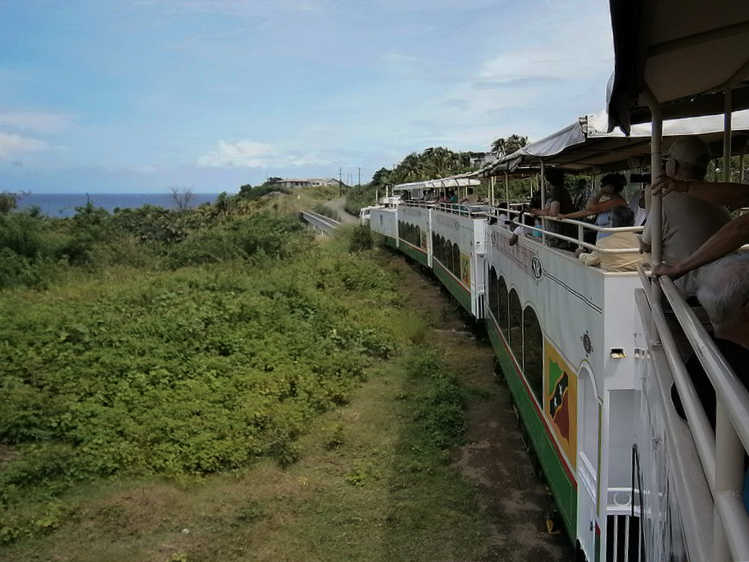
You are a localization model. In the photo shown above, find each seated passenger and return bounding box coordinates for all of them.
[640,136,731,291]
[628,173,649,226]
[559,173,628,241]
[578,206,643,271]
[496,202,510,227]
[650,172,749,350]
[509,206,535,246]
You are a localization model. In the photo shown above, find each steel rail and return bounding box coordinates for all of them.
[300,209,341,234]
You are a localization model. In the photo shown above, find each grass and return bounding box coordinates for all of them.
[2,352,488,561]
[0,225,497,561]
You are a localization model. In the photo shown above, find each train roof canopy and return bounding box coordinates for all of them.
[484,109,749,174]
[392,176,481,191]
[607,0,749,133]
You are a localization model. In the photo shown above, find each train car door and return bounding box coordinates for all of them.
[576,365,600,560]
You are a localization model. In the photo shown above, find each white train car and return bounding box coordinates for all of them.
[429,204,487,316]
[484,218,642,557]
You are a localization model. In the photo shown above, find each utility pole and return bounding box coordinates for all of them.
[358,167,361,187]
[339,167,342,196]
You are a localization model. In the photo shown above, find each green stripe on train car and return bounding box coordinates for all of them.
[486,320,577,543]
[383,236,397,249]
[433,260,472,313]
[398,241,429,267]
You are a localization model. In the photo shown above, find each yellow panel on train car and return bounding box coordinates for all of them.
[460,254,470,286]
[544,342,577,470]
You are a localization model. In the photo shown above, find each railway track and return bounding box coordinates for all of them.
[300,209,341,235]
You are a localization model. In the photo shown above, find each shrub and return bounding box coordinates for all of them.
[349,225,372,252]
[312,204,340,222]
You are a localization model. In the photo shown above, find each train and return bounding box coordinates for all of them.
[367,3,749,559]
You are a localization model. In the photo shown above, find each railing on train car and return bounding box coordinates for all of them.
[607,486,643,562]
[401,199,490,217]
[488,206,644,256]
[636,266,749,562]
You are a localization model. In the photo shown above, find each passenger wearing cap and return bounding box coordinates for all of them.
[640,136,731,278]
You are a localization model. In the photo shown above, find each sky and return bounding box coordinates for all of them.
[0,0,615,193]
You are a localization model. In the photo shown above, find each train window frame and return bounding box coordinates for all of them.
[452,242,460,278]
[488,266,497,321]
[522,304,544,404]
[498,276,508,337]
[508,288,522,360]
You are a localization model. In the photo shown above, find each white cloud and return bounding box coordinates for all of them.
[197,140,274,167]
[0,112,74,134]
[0,132,48,159]
[197,139,331,168]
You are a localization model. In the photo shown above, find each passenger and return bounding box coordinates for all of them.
[508,206,535,246]
[640,136,731,287]
[572,178,590,211]
[529,168,575,217]
[628,173,649,226]
[448,190,458,204]
[650,174,749,350]
[530,168,576,247]
[496,202,510,227]
[578,206,643,271]
[527,192,544,238]
[558,173,628,241]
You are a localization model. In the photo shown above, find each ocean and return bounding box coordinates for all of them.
[17,192,222,218]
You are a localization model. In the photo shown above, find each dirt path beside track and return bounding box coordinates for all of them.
[393,254,574,561]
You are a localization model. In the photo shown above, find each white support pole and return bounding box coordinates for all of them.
[724,89,733,183]
[539,161,546,244]
[490,176,495,207]
[712,404,743,562]
[644,89,663,265]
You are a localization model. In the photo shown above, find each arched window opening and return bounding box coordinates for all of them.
[498,277,508,337]
[488,266,497,321]
[509,289,522,360]
[523,305,543,403]
[452,243,461,278]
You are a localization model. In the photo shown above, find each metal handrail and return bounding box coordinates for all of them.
[659,276,749,453]
[638,270,749,561]
[497,208,644,255]
[400,199,489,217]
[493,206,644,232]
[634,288,714,562]
[637,266,716,487]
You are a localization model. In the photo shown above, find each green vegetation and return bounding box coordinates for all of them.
[311,203,341,222]
[345,146,480,215]
[345,184,378,216]
[0,186,495,559]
